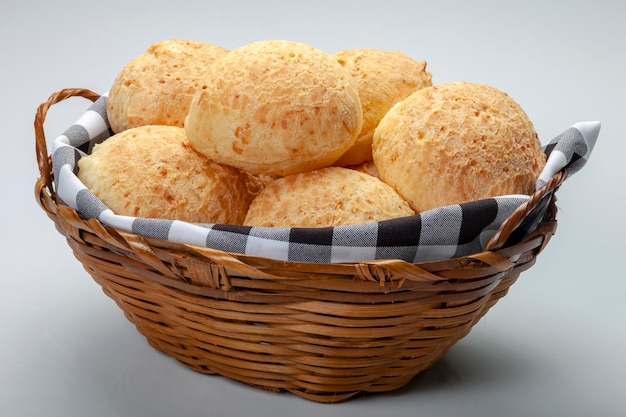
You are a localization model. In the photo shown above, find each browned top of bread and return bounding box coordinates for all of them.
[184,40,363,176]
[373,81,546,212]
[77,125,262,224]
[107,39,228,133]
[243,167,414,227]
[333,48,432,166]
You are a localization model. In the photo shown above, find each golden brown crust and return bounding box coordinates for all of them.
[372,81,546,212]
[333,48,432,166]
[77,125,261,224]
[184,40,363,176]
[107,39,228,133]
[243,167,414,227]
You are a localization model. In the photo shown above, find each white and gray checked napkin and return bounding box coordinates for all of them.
[51,94,600,263]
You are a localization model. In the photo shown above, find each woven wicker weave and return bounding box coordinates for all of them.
[34,88,564,403]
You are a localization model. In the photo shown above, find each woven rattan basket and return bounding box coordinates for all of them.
[35,88,565,403]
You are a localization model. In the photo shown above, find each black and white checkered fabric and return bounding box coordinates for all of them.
[51,94,600,263]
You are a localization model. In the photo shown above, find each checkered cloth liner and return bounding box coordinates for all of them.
[51,94,600,263]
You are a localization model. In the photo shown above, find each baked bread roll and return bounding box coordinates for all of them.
[107,39,228,133]
[373,81,546,212]
[77,125,262,224]
[333,48,432,166]
[243,167,414,227]
[185,40,363,177]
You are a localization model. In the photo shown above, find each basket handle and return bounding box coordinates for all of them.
[483,169,566,252]
[34,88,101,194]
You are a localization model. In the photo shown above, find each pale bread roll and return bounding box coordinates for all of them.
[107,39,228,133]
[243,167,414,227]
[185,40,363,177]
[373,81,546,213]
[77,125,262,224]
[333,48,432,166]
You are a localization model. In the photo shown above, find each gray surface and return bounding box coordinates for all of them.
[2,1,625,416]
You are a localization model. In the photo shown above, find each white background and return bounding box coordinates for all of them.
[2,1,625,416]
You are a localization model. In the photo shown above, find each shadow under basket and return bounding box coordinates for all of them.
[34,89,564,403]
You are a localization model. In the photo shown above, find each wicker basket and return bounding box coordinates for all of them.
[34,88,564,403]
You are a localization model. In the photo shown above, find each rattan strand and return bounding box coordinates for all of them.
[34,88,563,403]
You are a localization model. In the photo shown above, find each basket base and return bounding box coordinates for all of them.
[88,262,518,403]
